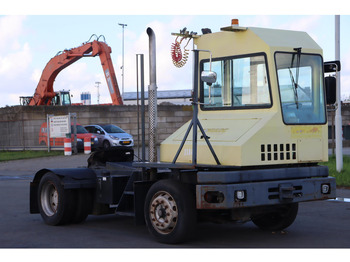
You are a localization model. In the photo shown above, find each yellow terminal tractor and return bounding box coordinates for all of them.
[30,21,337,244]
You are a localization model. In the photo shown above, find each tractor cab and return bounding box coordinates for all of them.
[161,22,330,167]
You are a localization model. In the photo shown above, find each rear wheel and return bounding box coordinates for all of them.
[71,189,93,224]
[38,173,76,225]
[252,203,298,231]
[144,179,196,244]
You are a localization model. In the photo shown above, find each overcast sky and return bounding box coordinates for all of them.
[1,1,349,107]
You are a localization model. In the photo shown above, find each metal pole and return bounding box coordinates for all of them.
[140,54,146,162]
[118,23,127,99]
[70,113,77,155]
[335,15,343,172]
[192,50,199,164]
[136,55,140,159]
[47,114,51,152]
[95,81,101,105]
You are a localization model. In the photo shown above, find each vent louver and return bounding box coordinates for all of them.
[261,143,296,162]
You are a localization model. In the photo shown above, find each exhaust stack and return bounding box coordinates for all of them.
[147,27,158,162]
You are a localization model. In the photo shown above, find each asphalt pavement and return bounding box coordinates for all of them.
[0,150,350,249]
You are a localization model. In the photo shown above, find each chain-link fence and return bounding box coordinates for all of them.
[0,105,193,151]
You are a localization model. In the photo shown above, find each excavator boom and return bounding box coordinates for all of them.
[29,39,123,105]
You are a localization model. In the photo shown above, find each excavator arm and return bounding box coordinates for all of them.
[29,39,123,105]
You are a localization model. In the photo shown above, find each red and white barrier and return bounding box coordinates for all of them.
[84,137,91,154]
[64,138,72,156]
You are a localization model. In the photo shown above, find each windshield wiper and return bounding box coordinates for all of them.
[289,47,302,109]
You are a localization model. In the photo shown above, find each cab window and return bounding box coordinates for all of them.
[201,53,271,110]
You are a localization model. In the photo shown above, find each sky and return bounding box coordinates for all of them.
[1,1,350,107]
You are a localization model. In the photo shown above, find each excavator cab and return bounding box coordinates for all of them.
[51,91,71,106]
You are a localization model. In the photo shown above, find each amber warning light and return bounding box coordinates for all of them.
[231,19,239,26]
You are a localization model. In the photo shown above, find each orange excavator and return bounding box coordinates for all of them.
[24,35,123,106]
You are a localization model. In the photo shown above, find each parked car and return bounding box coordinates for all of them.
[39,122,99,151]
[84,124,134,149]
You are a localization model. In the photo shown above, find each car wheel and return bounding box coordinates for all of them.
[103,140,111,150]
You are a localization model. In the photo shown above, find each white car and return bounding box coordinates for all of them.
[84,124,134,149]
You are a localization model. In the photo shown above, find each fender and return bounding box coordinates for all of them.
[30,168,97,214]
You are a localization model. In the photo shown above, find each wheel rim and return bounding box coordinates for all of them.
[149,191,178,235]
[40,182,58,217]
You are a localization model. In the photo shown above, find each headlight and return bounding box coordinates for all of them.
[109,135,119,140]
[235,190,247,201]
[321,184,331,194]
[94,137,98,142]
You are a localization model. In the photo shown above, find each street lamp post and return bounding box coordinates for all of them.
[95,81,101,105]
[118,23,127,98]
[335,15,343,172]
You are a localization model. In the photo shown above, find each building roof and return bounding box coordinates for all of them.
[123,89,192,100]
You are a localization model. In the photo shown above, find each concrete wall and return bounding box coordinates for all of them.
[0,104,193,149]
[2,103,350,150]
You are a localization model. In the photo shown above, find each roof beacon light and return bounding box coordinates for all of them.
[221,19,246,32]
[232,19,239,26]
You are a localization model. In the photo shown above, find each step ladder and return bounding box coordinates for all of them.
[114,171,141,217]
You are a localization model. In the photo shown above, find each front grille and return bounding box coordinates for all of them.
[268,185,303,200]
[261,143,297,162]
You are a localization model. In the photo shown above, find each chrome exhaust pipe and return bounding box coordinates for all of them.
[147,27,158,162]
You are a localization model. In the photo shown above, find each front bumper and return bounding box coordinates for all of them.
[116,140,134,146]
[195,165,336,209]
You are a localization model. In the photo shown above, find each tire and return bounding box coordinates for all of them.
[252,203,299,231]
[38,172,76,226]
[71,189,93,224]
[103,140,111,150]
[144,179,197,244]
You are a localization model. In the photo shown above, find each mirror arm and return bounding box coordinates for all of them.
[197,49,213,71]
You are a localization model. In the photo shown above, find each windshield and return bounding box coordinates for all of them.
[201,53,271,110]
[61,92,71,105]
[275,52,326,124]
[71,125,88,134]
[101,125,125,133]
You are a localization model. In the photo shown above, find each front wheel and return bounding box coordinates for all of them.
[252,203,299,231]
[144,179,197,244]
[103,140,111,150]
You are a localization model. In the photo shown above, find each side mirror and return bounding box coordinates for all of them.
[325,76,336,104]
[201,71,217,85]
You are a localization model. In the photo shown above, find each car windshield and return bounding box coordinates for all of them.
[71,125,88,134]
[101,125,125,133]
[275,52,326,124]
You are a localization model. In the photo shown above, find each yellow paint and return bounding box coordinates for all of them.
[291,126,322,139]
[160,24,327,167]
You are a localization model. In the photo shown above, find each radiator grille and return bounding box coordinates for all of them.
[261,143,297,162]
